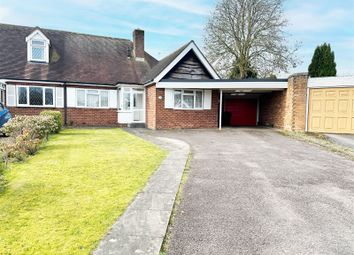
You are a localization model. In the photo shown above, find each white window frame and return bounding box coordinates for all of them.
[29,39,46,62]
[75,89,110,108]
[17,86,55,107]
[26,29,50,63]
[173,89,203,110]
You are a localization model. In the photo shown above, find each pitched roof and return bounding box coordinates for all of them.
[145,41,220,83]
[0,23,158,85]
[144,42,190,83]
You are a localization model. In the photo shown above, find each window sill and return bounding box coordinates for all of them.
[172,108,205,111]
[73,106,112,109]
[16,105,56,108]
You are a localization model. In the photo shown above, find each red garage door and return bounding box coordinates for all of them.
[224,99,257,126]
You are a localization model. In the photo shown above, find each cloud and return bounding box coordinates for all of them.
[285,3,352,32]
[134,0,212,15]
[0,6,11,22]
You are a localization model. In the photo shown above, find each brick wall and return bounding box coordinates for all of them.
[154,88,219,129]
[259,73,308,131]
[145,84,157,129]
[8,107,117,126]
[67,108,117,126]
[259,90,287,128]
[8,107,64,117]
[289,74,308,131]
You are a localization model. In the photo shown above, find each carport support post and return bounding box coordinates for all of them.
[219,89,223,130]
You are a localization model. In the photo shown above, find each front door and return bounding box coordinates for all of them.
[132,89,144,122]
[118,87,145,124]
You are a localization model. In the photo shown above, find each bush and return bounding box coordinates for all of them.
[0,115,58,163]
[40,111,62,133]
[1,115,58,140]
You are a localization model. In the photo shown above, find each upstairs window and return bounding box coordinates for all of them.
[31,40,46,61]
[26,29,50,63]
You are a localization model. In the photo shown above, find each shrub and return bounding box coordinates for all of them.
[1,115,58,140]
[40,111,62,133]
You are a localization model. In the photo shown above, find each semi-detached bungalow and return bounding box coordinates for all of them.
[0,24,353,133]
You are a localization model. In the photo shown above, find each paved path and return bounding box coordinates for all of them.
[142,128,354,255]
[94,134,189,255]
[326,133,354,150]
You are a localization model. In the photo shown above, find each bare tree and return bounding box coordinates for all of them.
[204,0,300,78]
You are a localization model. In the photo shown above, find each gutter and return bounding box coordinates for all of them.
[0,78,115,88]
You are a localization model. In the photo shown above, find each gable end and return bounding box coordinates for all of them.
[163,51,213,80]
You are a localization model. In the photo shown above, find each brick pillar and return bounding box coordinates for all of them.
[145,84,156,129]
[284,73,309,131]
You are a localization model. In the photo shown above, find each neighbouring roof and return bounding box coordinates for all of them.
[0,23,158,85]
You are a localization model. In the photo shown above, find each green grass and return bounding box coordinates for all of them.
[0,128,166,255]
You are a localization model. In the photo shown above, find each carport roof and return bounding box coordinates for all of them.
[157,79,288,90]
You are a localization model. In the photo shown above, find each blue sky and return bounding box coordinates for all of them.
[0,0,353,77]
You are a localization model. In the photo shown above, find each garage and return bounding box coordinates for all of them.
[307,77,354,134]
[223,98,258,126]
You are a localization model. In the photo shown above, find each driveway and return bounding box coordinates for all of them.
[140,128,354,255]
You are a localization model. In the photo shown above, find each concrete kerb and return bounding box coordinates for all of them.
[93,131,190,255]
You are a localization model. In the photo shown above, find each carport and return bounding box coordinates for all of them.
[158,79,288,129]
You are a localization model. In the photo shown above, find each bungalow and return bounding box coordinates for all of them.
[0,23,353,133]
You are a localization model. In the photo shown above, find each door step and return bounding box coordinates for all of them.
[128,123,146,128]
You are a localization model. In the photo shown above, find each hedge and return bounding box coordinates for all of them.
[40,110,62,133]
[0,115,58,163]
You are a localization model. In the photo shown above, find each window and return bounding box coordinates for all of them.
[174,90,203,109]
[122,88,131,111]
[26,30,50,63]
[87,90,99,107]
[100,91,109,107]
[17,86,54,107]
[31,40,45,61]
[76,89,110,108]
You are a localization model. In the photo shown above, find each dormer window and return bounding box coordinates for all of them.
[26,29,50,63]
[31,40,46,61]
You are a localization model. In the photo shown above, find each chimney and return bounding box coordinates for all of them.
[133,29,145,61]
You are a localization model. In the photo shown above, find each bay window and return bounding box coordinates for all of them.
[17,86,54,107]
[76,89,110,108]
[174,90,203,109]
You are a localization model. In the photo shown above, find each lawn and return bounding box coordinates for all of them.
[0,128,166,255]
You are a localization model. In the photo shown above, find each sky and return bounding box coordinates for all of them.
[0,0,353,78]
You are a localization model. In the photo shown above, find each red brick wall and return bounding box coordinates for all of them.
[146,84,157,129]
[155,88,219,129]
[8,107,64,117]
[67,108,117,126]
[8,107,117,126]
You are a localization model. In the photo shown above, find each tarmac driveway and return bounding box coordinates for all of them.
[145,128,354,255]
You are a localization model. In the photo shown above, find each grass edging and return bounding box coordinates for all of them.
[159,153,192,255]
[280,131,354,161]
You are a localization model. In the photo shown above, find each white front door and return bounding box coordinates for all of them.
[118,87,145,124]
